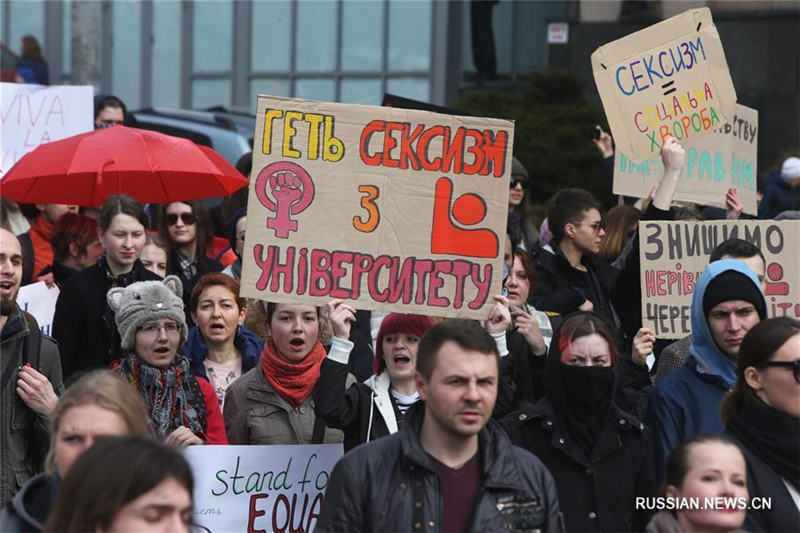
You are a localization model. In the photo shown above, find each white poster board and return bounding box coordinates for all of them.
[0,83,94,175]
[16,281,60,337]
[184,444,343,533]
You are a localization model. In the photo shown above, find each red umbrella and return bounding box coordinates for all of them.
[0,126,249,206]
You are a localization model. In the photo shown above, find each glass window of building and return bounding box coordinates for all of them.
[251,0,291,72]
[152,0,182,107]
[341,0,382,72]
[388,0,431,71]
[112,1,141,109]
[193,0,232,72]
[296,1,336,72]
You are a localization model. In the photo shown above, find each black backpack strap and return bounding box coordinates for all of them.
[18,232,34,286]
[311,416,326,445]
[22,315,42,370]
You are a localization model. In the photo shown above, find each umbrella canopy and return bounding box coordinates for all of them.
[0,125,249,206]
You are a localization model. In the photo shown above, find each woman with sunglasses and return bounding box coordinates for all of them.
[158,202,222,320]
[507,157,539,253]
[722,317,800,532]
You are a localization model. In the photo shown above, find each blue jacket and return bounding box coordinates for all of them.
[759,171,798,219]
[181,325,263,381]
[646,260,765,474]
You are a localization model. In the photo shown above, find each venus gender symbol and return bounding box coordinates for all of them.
[254,161,316,238]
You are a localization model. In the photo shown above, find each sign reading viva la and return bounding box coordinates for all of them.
[614,104,758,215]
[241,96,513,318]
[592,8,737,162]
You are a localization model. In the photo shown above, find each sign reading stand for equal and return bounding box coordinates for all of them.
[240,95,514,318]
[592,8,737,162]
[185,444,342,533]
[639,220,800,339]
[614,104,758,215]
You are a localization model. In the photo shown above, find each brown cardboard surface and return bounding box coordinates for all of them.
[638,220,800,339]
[592,8,737,162]
[240,96,514,319]
[614,104,757,215]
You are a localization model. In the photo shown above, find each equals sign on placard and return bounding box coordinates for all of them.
[662,81,676,96]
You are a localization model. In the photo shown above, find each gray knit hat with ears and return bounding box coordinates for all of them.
[107,275,188,350]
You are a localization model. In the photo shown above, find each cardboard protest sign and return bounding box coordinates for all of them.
[16,281,60,337]
[0,83,93,175]
[185,444,342,533]
[639,220,800,339]
[592,8,737,162]
[614,104,758,214]
[240,96,513,318]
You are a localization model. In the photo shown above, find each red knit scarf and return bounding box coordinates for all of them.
[260,339,326,407]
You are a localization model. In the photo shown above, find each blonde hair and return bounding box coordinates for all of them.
[46,371,150,473]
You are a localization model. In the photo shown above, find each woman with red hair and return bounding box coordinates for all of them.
[314,303,434,452]
[315,298,511,452]
[502,312,655,532]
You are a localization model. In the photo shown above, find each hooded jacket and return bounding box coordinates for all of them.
[501,313,654,532]
[0,473,53,532]
[181,324,262,382]
[316,402,564,532]
[646,260,766,473]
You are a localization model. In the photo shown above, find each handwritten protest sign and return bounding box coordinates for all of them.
[240,96,513,318]
[0,83,93,175]
[592,8,737,162]
[16,281,59,337]
[639,220,800,339]
[614,104,757,214]
[184,444,343,533]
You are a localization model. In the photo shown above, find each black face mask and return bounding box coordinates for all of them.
[560,364,614,415]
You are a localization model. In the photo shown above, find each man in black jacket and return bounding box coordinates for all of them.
[316,319,563,532]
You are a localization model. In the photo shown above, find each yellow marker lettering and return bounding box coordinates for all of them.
[283,111,303,158]
[322,115,345,162]
[304,113,324,160]
[262,109,283,155]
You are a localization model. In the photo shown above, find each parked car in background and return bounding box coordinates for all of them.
[131,106,254,166]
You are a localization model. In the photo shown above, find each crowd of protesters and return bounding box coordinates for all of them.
[0,86,798,533]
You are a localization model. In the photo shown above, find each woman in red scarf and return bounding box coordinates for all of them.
[223,302,346,445]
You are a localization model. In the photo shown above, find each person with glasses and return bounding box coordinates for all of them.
[530,184,622,337]
[108,277,227,446]
[158,201,222,324]
[506,157,539,253]
[723,317,800,532]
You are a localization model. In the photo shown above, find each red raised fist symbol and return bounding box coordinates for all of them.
[254,161,315,238]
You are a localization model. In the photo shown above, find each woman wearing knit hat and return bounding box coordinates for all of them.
[314,298,511,452]
[108,276,228,447]
[223,302,347,445]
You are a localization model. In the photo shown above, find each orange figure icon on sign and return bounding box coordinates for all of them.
[254,161,315,238]
[431,177,498,258]
[765,262,789,296]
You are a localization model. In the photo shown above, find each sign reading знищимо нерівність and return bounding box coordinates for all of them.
[240,96,514,319]
[592,8,737,163]
[639,220,800,339]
